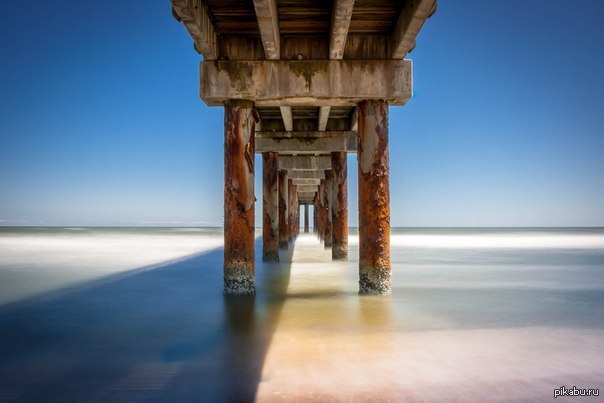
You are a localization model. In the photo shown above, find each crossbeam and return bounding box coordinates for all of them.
[256,131,357,154]
[287,170,325,179]
[279,156,331,171]
[172,0,217,59]
[391,0,437,59]
[298,191,317,199]
[200,60,412,107]
[292,178,320,185]
[297,185,318,193]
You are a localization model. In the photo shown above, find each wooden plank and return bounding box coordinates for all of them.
[253,0,280,60]
[391,0,437,59]
[172,0,218,59]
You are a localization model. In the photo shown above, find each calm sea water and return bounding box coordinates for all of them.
[0,227,603,401]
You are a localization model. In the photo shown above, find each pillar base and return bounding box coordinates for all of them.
[359,265,391,295]
[279,241,288,249]
[224,263,255,295]
[332,245,348,260]
[262,250,279,262]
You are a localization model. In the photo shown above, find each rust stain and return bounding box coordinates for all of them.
[262,152,279,261]
[331,152,348,259]
[224,102,256,293]
[279,170,289,248]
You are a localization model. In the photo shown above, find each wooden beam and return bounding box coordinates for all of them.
[279,156,331,171]
[318,106,331,131]
[253,0,280,60]
[329,0,355,60]
[171,0,217,59]
[279,106,293,131]
[256,132,356,154]
[391,0,437,59]
[288,170,325,179]
[200,60,412,107]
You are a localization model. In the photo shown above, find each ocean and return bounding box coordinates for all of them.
[0,227,602,401]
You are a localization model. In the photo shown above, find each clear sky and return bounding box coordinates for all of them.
[1,0,603,227]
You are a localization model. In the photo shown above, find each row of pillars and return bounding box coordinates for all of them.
[223,99,390,296]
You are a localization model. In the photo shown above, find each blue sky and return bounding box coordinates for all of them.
[1,0,603,227]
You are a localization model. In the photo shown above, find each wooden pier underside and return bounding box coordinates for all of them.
[171,0,436,295]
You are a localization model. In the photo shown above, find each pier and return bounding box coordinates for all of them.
[171,0,437,295]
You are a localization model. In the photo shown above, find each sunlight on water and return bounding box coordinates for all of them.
[0,228,223,305]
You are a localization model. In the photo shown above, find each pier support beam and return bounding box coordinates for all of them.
[262,152,279,261]
[304,204,309,233]
[323,170,333,248]
[358,99,391,295]
[278,170,289,249]
[331,151,348,260]
[224,100,256,295]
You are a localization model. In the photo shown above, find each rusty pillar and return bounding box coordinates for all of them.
[262,152,279,262]
[313,199,317,235]
[293,193,299,237]
[304,204,309,233]
[317,181,324,241]
[288,180,294,243]
[331,152,348,260]
[224,100,256,295]
[358,99,391,295]
[323,170,333,248]
[278,170,289,249]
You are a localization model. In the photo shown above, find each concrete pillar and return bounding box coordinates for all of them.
[358,99,391,295]
[331,151,348,260]
[262,152,279,262]
[304,204,309,233]
[323,170,333,248]
[224,100,256,295]
[279,170,289,249]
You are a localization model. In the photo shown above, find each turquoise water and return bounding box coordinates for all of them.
[0,227,603,401]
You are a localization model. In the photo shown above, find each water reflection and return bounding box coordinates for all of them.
[0,230,603,401]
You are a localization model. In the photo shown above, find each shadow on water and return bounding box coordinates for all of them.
[0,238,294,402]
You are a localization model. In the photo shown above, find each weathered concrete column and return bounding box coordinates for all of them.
[331,152,348,260]
[358,99,391,295]
[262,152,279,262]
[279,170,289,249]
[323,170,333,248]
[304,204,309,233]
[224,100,256,295]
